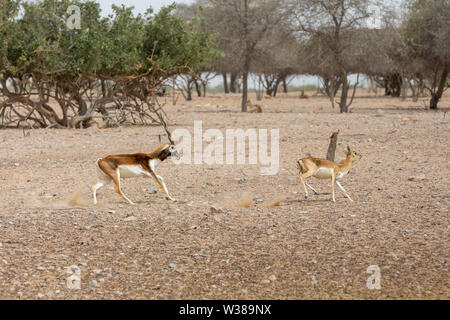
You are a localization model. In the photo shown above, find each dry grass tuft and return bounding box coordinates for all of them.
[67,188,91,207]
[266,195,288,207]
[237,192,253,208]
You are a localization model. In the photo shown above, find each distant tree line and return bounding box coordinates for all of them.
[175,0,449,112]
[0,0,217,128]
[1,0,448,130]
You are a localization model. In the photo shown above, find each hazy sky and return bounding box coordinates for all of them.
[98,0,194,16]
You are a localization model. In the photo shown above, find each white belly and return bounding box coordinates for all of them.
[313,167,333,179]
[118,165,148,178]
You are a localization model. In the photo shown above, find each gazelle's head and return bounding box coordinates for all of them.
[157,143,180,161]
[345,146,362,161]
[168,144,180,160]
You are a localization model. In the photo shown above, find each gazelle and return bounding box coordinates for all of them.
[92,113,179,205]
[297,146,361,202]
[92,143,179,205]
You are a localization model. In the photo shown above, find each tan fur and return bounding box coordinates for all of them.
[237,193,253,208]
[297,146,361,202]
[266,195,287,207]
[92,143,177,205]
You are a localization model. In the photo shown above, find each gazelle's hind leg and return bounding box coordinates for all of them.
[111,170,134,205]
[336,181,354,202]
[93,163,112,205]
[298,159,317,200]
[92,175,112,205]
[300,171,315,199]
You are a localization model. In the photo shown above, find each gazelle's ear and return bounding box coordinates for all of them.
[346,146,351,153]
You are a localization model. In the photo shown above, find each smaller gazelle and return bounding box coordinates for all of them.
[297,146,362,202]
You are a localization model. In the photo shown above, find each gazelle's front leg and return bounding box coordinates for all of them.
[149,171,176,202]
[113,170,134,205]
[305,182,319,195]
[336,181,353,202]
[157,174,177,202]
[331,173,336,202]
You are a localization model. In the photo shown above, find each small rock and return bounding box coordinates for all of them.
[148,187,158,194]
[210,206,224,214]
[36,293,44,299]
[169,263,177,269]
[392,218,398,223]
[269,275,277,281]
[90,280,97,287]
[408,175,427,182]
[124,216,137,222]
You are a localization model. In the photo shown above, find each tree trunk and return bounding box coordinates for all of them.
[230,73,237,93]
[339,74,349,113]
[241,0,249,112]
[430,64,449,110]
[186,79,193,101]
[194,80,202,97]
[282,77,288,93]
[241,63,249,112]
[222,73,229,94]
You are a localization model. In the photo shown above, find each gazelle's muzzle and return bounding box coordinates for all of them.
[171,149,180,160]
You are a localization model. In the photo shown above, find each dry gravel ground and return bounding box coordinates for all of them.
[0,90,449,300]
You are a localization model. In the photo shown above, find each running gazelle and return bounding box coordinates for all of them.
[92,114,179,205]
[297,146,361,202]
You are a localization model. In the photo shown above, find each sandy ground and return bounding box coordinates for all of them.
[0,90,449,299]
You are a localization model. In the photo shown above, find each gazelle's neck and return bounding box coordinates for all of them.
[338,154,354,172]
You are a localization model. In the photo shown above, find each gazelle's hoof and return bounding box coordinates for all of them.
[304,195,308,200]
[166,196,177,202]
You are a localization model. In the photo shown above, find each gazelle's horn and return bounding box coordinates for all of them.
[157,112,174,145]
